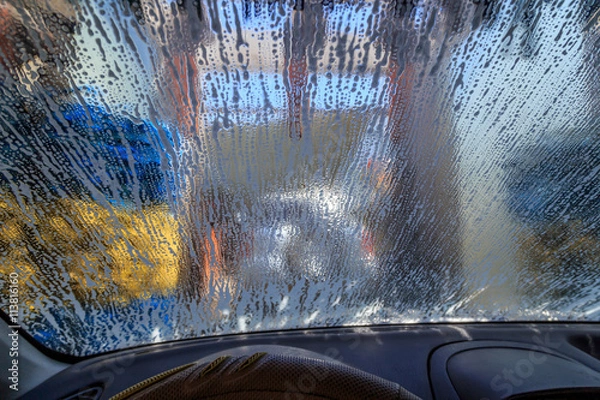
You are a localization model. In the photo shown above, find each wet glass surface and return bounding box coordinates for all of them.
[0,0,599,356]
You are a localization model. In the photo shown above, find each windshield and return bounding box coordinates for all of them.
[1,0,599,357]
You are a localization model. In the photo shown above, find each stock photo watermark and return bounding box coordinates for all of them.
[487,332,562,399]
[283,331,361,399]
[7,271,20,392]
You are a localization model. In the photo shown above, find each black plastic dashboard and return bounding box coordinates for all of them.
[13,323,600,399]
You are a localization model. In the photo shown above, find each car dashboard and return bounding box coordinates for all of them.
[5,320,600,400]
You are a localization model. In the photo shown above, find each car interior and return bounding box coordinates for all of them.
[3,317,600,399]
[1,0,600,399]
